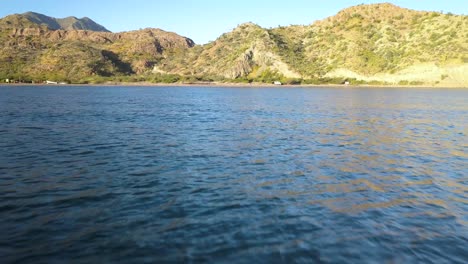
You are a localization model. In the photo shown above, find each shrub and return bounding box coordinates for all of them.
[409,81,424,85]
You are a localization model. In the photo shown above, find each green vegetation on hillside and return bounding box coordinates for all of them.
[1,4,467,86]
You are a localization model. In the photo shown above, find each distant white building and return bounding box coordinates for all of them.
[344,81,350,85]
[5,79,9,83]
[46,80,58,84]
[273,81,282,85]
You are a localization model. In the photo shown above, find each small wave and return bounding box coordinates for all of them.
[18,126,46,130]
[73,150,95,156]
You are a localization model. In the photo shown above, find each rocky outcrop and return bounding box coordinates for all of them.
[226,50,254,79]
[8,27,194,49]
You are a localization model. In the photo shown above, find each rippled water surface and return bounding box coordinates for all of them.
[0,86,467,263]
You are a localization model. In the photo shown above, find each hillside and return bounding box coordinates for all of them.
[1,4,467,86]
[157,3,467,86]
[0,13,195,83]
[305,3,468,86]
[158,22,301,82]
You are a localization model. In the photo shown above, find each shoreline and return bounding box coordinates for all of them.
[0,82,466,89]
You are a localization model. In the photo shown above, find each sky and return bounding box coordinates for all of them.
[1,0,466,44]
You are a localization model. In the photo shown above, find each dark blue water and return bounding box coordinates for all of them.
[0,86,467,263]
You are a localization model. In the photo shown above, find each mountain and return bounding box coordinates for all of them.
[157,22,301,82]
[1,4,467,86]
[2,12,110,32]
[0,12,195,83]
[303,3,468,85]
[157,3,467,86]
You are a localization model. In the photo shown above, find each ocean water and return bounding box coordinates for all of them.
[0,86,466,263]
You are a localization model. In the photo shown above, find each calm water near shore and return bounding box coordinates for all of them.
[0,86,466,263]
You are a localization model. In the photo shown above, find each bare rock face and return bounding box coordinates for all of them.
[9,28,44,36]
[8,27,194,49]
[226,50,254,79]
[116,29,195,55]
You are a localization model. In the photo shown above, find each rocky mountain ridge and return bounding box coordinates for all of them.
[2,12,110,32]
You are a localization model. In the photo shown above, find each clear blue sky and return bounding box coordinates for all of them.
[1,0,466,44]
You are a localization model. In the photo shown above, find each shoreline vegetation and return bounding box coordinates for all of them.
[1,72,466,88]
[0,73,426,86]
[2,72,465,88]
[1,71,466,88]
[1,80,465,88]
